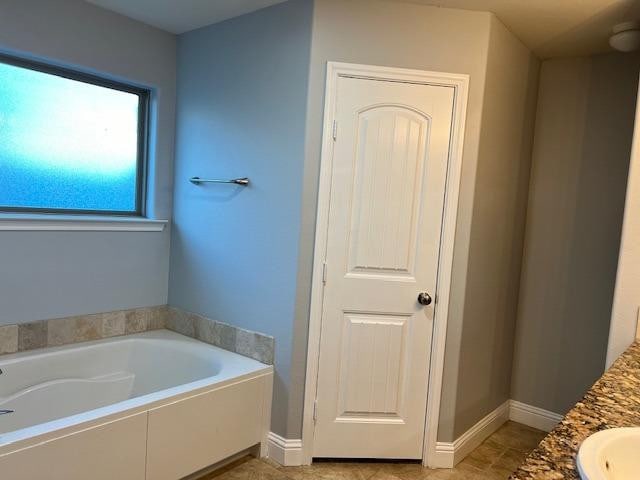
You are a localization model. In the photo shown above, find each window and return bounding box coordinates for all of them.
[0,54,149,216]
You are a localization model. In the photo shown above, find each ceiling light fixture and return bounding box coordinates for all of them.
[610,21,640,52]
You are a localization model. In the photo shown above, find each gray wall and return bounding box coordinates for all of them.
[511,53,640,414]
[0,0,176,325]
[168,0,313,437]
[297,0,537,442]
[450,15,539,439]
[299,0,490,442]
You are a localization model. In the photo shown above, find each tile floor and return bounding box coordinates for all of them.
[198,422,546,480]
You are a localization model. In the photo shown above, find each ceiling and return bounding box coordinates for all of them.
[86,0,640,58]
[85,0,287,34]
[395,0,640,58]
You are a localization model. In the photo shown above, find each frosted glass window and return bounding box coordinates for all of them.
[0,55,148,215]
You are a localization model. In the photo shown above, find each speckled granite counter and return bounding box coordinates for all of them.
[511,341,640,479]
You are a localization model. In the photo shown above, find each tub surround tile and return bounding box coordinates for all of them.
[148,305,168,330]
[166,307,274,365]
[215,321,238,352]
[1,306,273,366]
[125,308,150,334]
[75,314,103,342]
[1,306,166,356]
[235,329,275,365]
[47,316,79,346]
[18,320,48,351]
[102,311,126,337]
[511,341,640,479]
[47,313,106,346]
[166,308,196,337]
[253,333,275,365]
[194,314,217,345]
[0,324,18,354]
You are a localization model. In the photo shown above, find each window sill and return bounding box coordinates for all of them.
[0,214,168,232]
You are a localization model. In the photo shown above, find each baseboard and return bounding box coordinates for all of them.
[431,400,510,468]
[509,400,562,432]
[267,432,303,466]
[295,399,561,469]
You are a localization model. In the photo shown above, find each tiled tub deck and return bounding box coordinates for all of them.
[0,306,274,364]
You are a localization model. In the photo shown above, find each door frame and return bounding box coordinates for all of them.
[301,62,469,467]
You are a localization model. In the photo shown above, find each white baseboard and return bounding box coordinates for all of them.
[267,432,303,466]
[431,400,510,468]
[508,400,562,432]
[294,399,561,469]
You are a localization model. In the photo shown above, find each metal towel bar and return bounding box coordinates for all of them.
[189,176,250,186]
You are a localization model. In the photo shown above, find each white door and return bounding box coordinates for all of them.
[313,75,455,459]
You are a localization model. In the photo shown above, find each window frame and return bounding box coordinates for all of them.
[0,53,150,217]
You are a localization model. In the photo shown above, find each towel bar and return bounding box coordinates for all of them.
[189,177,249,186]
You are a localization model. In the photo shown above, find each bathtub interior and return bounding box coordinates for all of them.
[0,331,257,436]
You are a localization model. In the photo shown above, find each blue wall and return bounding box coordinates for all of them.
[0,0,176,325]
[169,0,313,436]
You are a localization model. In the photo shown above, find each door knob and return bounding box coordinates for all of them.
[417,292,432,306]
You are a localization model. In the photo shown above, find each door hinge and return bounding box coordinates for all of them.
[322,261,327,284]
[313,399,318,422]
[332,120,338,140]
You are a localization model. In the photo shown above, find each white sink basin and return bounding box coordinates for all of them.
[577,428,640,479]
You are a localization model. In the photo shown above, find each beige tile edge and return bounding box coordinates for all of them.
[0,305,275,366]
[165,307,275,365]
[0,324,19,355]
[0,306,167,356]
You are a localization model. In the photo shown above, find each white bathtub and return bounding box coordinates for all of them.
[0,330,273,480]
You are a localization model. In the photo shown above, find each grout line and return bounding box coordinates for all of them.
[488,447,510,470]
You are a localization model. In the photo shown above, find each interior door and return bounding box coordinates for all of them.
[312,75,455,459]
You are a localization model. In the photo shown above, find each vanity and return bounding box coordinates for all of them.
[511,341,640,479]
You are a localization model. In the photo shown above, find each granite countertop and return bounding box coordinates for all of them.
[511,341,640,479]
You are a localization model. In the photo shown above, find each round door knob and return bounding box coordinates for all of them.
[417,292,433,306]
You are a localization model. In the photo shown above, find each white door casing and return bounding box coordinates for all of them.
[301,63,469,466]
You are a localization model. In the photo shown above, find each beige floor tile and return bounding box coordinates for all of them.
[489,422,546,452]
[203,457,290,480]
[262,457,287,469]
[426,463,487,480]
[481,464,516,480]
[493,448,528,472]
[195,422,546,480]
[280,461,380,480]
[373,462,435,480]
[368,471,404,480]
[459,438,506,470]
